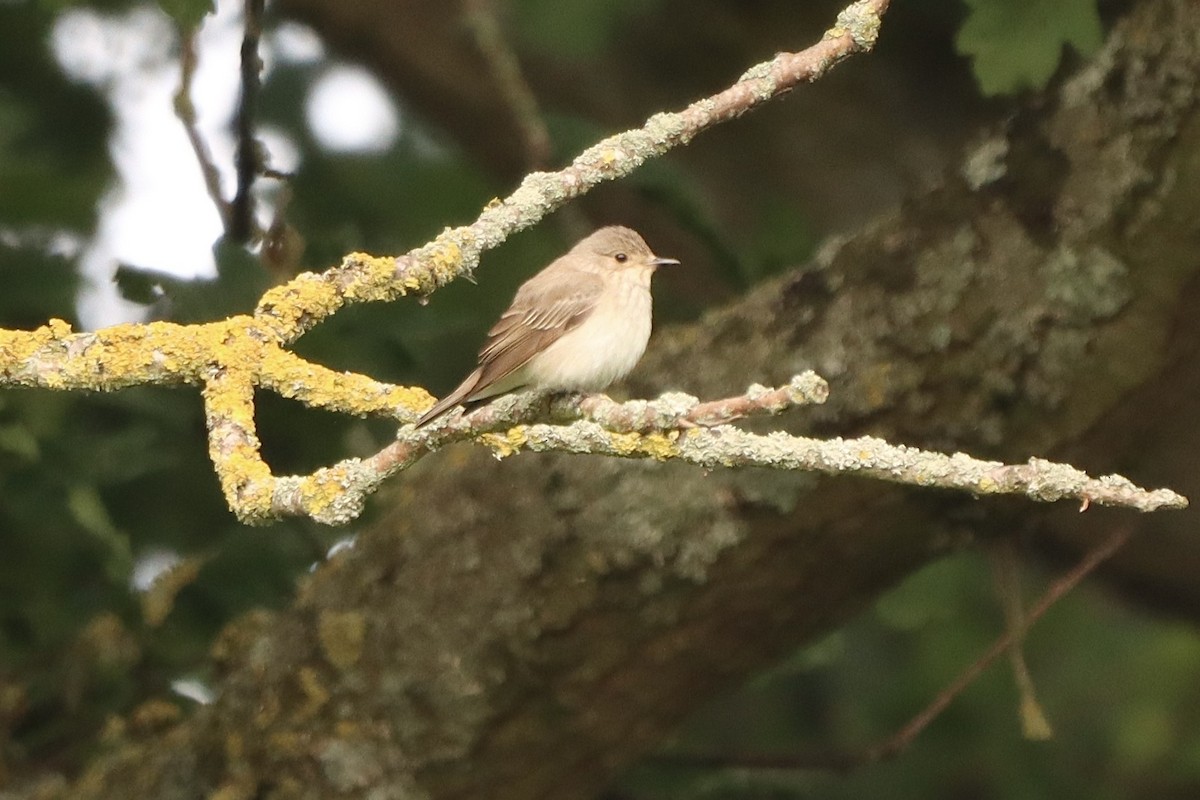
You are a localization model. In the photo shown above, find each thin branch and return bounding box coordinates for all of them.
[0,0,1187,524]
[463,0,592,239]
[463,0,554,169]
[250,0,897,342]
[863,525,1132,764]
[265,376,1184,524]
[991,542,1053,740]
[656,524,1134,774]
[174,29,231,231]
[228,0,266,243]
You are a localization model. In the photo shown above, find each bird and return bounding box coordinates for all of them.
[414,226,679,427]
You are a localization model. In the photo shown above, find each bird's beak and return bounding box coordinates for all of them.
[649,257,680,267]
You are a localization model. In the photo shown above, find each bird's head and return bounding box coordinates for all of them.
[574,226,680,274]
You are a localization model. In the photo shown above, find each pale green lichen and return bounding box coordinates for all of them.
[833,1,883,48]
[962,135,1010,189]
[738,56,779,84]
[1042,245,1132,322]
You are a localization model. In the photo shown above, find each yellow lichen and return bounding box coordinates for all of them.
[340,252,405,301]
[335,720,364,739]
[46,318,72,338]
[225,731,245,763]
[640,432,681,461]
[480,427,527,458]
[603,430,681,460]
[389,384,436,416]
[256,275,344,337]
[825,24,848,41]
[257,348,434,418]
[267,731,306,756]
[430,242,463,277]
[299,466,352,517]
[99,714,126,744]
[252,691,280,730]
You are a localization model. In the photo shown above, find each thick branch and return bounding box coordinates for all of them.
[23,1,1200,797]
[0,0,1188,533]
[0,0,930,527]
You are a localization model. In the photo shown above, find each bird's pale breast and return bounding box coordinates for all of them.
[524,268,653,391]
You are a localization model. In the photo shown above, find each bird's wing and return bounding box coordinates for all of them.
[413,268,602,428]
[474,268,604,390]
[413,366,484,427]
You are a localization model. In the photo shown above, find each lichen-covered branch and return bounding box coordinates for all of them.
[258,0,896,338]
[265,373,1185,524]
[0,0,1187,526]
[0,0,902,523]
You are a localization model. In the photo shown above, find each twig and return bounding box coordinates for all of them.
[463,0,554,169]
[228,0,266,243]
[174,29,231,230]
[252,0,897,342]
[0,0,1188,524]
[863,525,1131,763]
[655,524,1134,774]
[263,378,1184,524]
[991,541,1053,740]
[571,373,832,431]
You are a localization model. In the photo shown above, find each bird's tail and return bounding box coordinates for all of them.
[414,368,483,428]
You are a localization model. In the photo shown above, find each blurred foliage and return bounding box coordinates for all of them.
[512,0,663,59]
[619,554,1200,800]
[957,0,1103,96]
[115,238,272,321]
[154,0,213,29]
[0,4,111,231]
[0,0,1195,796]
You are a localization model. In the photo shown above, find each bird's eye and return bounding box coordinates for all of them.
[614,252,628,263]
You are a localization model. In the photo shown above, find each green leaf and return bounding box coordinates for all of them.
[113,263,169,306]
[0,5,112,231]
[154,0,214,29]
[956,0,1102,96]
[67,484,133,583]
[0,423,40,461]
[116,240,272,322]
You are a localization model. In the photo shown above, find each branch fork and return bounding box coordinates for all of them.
[0,0,1187,525]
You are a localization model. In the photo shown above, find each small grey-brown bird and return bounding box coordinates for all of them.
[415,226,678,427]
